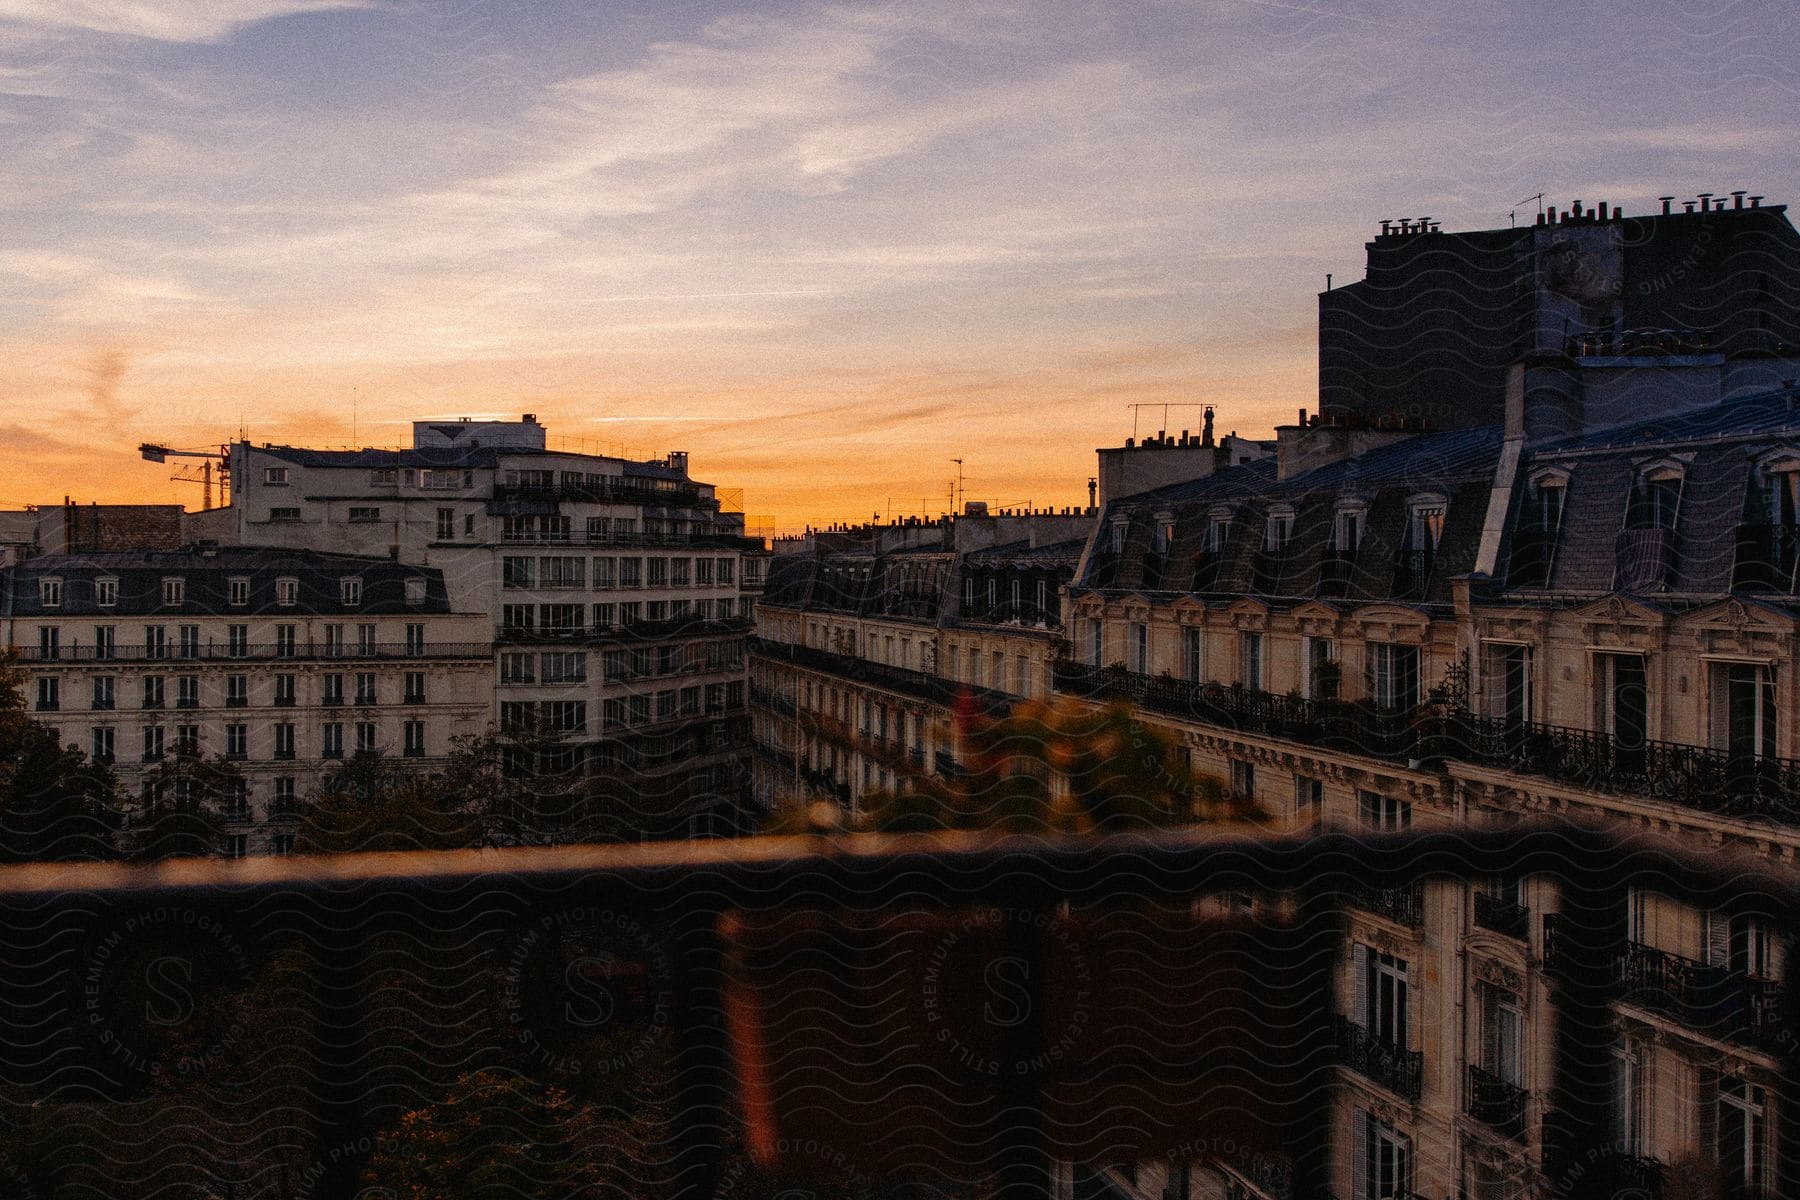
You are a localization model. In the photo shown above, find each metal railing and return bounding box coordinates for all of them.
[1053,665,1800,826]
[1333,1015,1423,1102]
[0,827,1792,1199]
[1474,891,1531,940]
[1468,1065,1528,1141]
[751,638,1016,714]
[14,642,489,663]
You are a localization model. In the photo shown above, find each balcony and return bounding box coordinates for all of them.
[752,638,1015,715]
[1467,1065,1527,1141]
[1334,1015,1422,1102]
[1053,665,1800,829]
[500,616,751,645]
[1347,881,1423,928]
[1473,891,1530,940]
[1617,940,1787,1052]
[0,825,1781,1199]
[9,642,491,664]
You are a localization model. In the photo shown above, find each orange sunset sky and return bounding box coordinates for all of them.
[4,1,1798,532]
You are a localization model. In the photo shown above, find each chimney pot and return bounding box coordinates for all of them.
[1733,190,1747,209]
[1661,196,1674,215]
[1597,201,1609,220]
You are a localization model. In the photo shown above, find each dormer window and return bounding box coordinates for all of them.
[341,577,363,606]
[1397,495,1446,600]
[1204,510,1232,554]
[1151,512,1176,556]
[40,577,62,608]
[1264,505,1296,552]
[1333,503,1367,556]
[276,577,299,607]
[404,577,427,605]
[1626,464,1684,531]
[96,577,118,608]
[1108,518,1128,556]
[228,577,250,607]
[1510,471,1568,588]
[162,577,184,605]
[1738,454,1800,591]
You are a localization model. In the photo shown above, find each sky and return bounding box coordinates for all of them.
[2,0,1799,532]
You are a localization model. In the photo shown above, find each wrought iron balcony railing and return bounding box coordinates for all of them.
[1348,881,1424,928]
[12,642,490,663]
[1474,891,1530,940]
[1734,523,1800,593]
[1617,940,1787,1053]
[1468,1065,1528,1141]
[1053,665,1800,828]
[1333,1015,1423,1103]
[752,638,1016,714]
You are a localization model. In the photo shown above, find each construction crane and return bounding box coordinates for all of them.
[139,443,231,510]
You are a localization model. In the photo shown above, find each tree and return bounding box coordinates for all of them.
[297,750,479,854]
[130,749,240,861]
[0,652,120,861]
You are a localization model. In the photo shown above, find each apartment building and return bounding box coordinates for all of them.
[223,415,761,835]
[0,548,490,855]
[1053,196,1800,1200]
[750,509,1089,817]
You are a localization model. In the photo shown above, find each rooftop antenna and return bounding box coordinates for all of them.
[1513,191,1545,227]
[951,458,965,514]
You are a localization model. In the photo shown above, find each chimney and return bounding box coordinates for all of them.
[1087,477,1097,508]
[1597,201,1608,220]
[1570,200,1582,219]
[1751,195,1765,208]
[1660,196,1674,215]
[1733,191,1747,210]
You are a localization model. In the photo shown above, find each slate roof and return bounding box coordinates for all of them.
[1,548,456,617]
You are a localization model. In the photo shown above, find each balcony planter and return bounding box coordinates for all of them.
[723,904,1322,1175]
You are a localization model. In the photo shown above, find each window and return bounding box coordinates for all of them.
[718,558,735,585]
[405,623,426,656]
[144,625,165,659]
[178,625,200,658]
[542,652,587,684]
[1264,506,1294,552]
[404,578,426,605]
[1333,505,1365,556]
[274,723,296,760]
[91,727,114,763]
[593,602,616,629]
[1594,652,1650,754]
[274,674,296,707]
[142,725,165,761]
[1107,519,1128,555]
[37,626,59,661]
[1626,466,1683,530]
[177,675,201,708]
[1353,944,1410,1048]
[357,623,376,655]
[39,578,62,608]
[225,834,248,859]
[354,673,377,705]
[1295,776,1323,827]
[340,577,362,606]
[271,834,295,856]
[91,676,114,710]
[225,723,247,760]
[176,724,199,755]
[322,674,344,706]
[436,508,455,540]
[1615,1038,1648,1156]
[618,558,642,588]
[1719,1077,1770,1197]
[1230,758,1255,801]
[501,652,536,685]
[1511,473,1567,587]
[276,624,297,658]
[96,577,117,607]
[226,674,248,707]
[323,624,345,657]
[1183,627,1204,682]
[502,557,536,589]
[1304,636,1338,700]
[93,625,116,661]
[1477,982,1524,1089]
[229,577,250,606]
[263,466,289,485]
[403,720,426,757]
[404,672,426,704]
[540,556,585,589]
[1358,790,1411,831]
[355,722,377,754]
[1205,513,1231,554]
[269,507,301,522]
[35,677,59,712]
[162,577,184,605]
[142,676,165,709]
[227,624,249,658]
[1354,1108,1412,1200]
[276,577,298,606]
[1088,618,1104,666]
[1130,622,1149,674]
[1366,643,1419,711]
[1240,632,1263,691]
[671,558,691,586]
[647,557,668,587]
[1711,661,1777,763]
[1151,513,1175,555]
[1481,642,1532,726]
[348,506,380,523]
[322,723,344,759]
